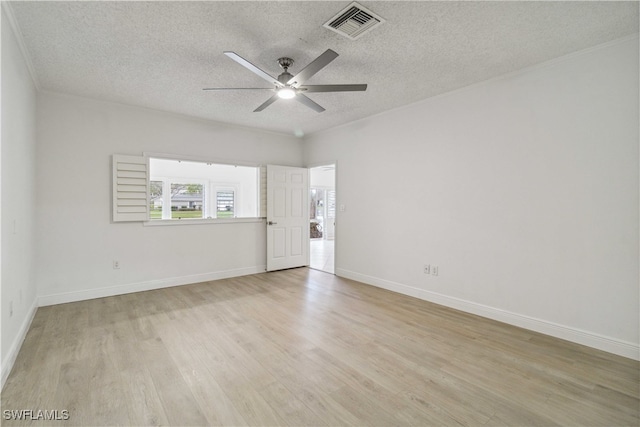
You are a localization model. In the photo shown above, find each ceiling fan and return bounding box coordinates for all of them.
[203,49,367,113]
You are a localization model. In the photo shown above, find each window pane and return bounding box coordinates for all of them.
[171,183,203,219]
[149,180,163,219]
[216,191,234,218]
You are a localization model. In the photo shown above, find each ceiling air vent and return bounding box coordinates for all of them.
[323,2,385,40]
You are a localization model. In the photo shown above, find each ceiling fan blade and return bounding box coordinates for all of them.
[253,94,280,112]
[224,51,283,87]
[203,88,275,91]
[299,84,367,93]
[295,94,325,113]
[287,49,339,87]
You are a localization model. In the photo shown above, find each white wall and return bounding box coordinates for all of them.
[36,92,303,305]
[1,10,39,385]
[304,36,639,359]
[310,166,335,188]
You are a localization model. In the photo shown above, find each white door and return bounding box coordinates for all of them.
[267,165,309,271]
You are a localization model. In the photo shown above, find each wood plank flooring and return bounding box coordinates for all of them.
[2,268,638,426]
[310,239,334,274]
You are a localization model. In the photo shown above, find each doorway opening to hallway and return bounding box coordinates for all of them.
[309,165,335,274]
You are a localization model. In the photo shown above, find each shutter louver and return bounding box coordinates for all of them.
[260,165,267,218]
[112,154,149,222]
[327,190,336,219]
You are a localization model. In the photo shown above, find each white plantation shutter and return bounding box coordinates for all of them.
[260,165,267,218]
[112,154,149,222]
[327,189,336,219]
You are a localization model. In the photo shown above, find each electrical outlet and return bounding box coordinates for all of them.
[113,260,120,269]
[423,264,431,275]
[432,265,439,276]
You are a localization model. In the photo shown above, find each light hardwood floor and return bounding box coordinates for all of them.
[310,239,334,274]
[2,268,638,426]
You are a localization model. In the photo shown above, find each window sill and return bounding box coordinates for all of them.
[143,217,265,227]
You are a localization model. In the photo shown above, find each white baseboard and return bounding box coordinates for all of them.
[1,299,38,390]
[336,268,640,361]
[38,266,266,307]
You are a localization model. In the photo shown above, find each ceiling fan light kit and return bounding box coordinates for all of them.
[204,49,367,113]
[277,88,296,99]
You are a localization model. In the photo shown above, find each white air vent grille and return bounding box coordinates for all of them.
[324,2,384,40]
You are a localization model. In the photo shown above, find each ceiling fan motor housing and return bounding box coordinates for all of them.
[277,72,294,85]
[276,57,295,85]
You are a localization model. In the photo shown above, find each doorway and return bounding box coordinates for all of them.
[309,164,335,274]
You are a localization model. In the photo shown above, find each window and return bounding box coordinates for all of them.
[148,157,260,221]
[170,183,204,219]
[216,190,235,218]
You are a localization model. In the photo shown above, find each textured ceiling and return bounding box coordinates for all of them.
[7,1,639,136]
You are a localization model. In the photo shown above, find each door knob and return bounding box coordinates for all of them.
[268,221,277,225]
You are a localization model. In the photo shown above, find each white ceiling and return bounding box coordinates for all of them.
[7,1,639,136]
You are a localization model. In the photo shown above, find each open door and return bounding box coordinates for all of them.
[266,165,309,271]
